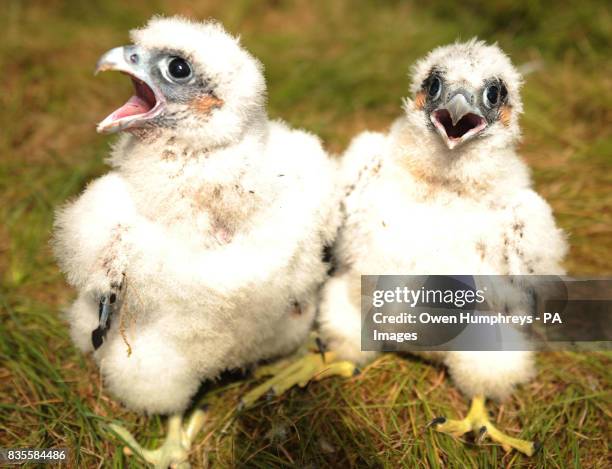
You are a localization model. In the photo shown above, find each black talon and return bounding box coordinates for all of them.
[427,416,446,428]
[532,439,543,455]
[315,337,327,362]
[198,403,210,412]
[265,388,276,401]
[476,425,488,443]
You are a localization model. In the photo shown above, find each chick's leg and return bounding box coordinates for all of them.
[109,409,206,469]
[240,343,358,409]
[429,395,539,456]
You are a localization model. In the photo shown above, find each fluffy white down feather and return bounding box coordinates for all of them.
[319,40,567,400]
[53,17,341,414]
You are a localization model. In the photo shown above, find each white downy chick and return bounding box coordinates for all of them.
[318,39,566,456]
[53,16,340,467]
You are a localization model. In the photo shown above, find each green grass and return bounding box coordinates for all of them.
[1,0,611,467]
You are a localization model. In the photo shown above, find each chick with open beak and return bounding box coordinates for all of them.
[95,45,166,134]
[310,39,562,459]
[92,23,244,148]
[410,43,519,153]
[54,16,341,469]
[430,87,487,149]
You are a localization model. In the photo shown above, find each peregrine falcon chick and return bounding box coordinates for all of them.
[316,39,567,456]
[53,16,339,468]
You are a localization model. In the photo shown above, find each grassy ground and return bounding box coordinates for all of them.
[1,0,611,467]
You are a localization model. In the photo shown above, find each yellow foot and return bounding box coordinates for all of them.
[109,409,206,468]
[240,351,358,409]
[428,396,540,456]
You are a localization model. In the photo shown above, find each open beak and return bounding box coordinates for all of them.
[430,91,487,150]
[95,46,166,134]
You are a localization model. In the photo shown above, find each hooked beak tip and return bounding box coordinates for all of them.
[94,63,107,75]
[94,58,121,76]
[446,94,473,126]
[95,46,132,76]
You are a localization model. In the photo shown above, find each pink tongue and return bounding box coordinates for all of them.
[113,95,151,119]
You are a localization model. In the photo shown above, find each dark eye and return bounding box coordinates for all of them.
[484,85,499,108]
[428,76,442,100]
[168,57,191,80]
